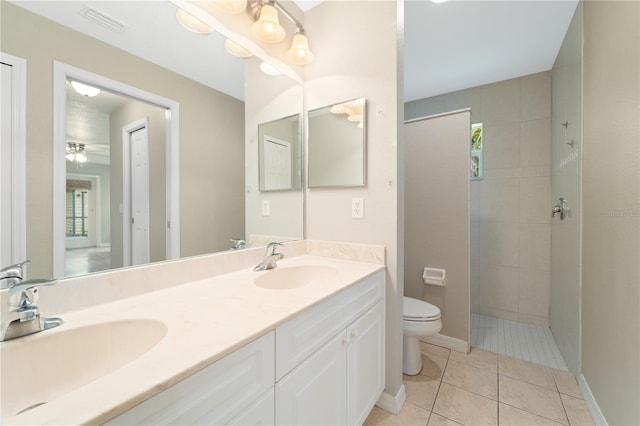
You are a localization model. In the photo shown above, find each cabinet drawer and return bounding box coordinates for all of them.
[275,270,384,380]
[106,332,274,425]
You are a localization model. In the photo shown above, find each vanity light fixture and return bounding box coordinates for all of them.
[66,143,88,165]
[212,0,248,14]
[285,29,314,65]
[214,0,315,65]
[175,8,214,34]
[251,3,285,43]
[71,81,101,97]
[224,39,253,58]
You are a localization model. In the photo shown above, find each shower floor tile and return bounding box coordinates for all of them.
[471,314,568,371]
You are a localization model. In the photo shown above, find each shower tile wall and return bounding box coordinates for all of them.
[405,72,552,326]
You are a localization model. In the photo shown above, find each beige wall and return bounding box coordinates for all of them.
[304,0,403,399]
[581,1,640,424]
[404,111,470,343]
[406,72,553,327]
[0,3,245,277]
[550,3,583,374]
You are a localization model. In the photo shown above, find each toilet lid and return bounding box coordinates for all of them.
[403,296,441,320]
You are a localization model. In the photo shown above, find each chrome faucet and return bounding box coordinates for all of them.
[254,242,284,271]
[1,260,30,289]
[1,279,63,341]
[230,238,247,250]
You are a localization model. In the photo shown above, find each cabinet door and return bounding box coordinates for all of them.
[347,302,385,426]
[276,331,348,425]
[106,332,274,425]
[229,388,274,425]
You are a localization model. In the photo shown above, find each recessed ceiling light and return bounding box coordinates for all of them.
[71,81,101,97]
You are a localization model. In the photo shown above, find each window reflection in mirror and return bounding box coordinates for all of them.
[258,114,302,192]
[308,97,366,188]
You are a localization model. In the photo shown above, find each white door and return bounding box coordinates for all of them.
[263,136,292,190]
[129,125,150,265]
[0,54,26,269]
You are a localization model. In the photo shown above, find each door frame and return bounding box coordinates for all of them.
[122,118,150,267]
[53,61,180,278]
[0,52,27,271]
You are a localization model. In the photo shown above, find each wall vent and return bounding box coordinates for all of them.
[79,7,127,33]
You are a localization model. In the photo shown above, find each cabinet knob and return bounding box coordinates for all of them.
[350,330,359,339]
[342,336,349,346]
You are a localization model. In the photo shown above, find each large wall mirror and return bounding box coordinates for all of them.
[1,1,304,279]
[308,97,367,188]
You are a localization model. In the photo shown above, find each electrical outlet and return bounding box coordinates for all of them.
[262,200,270,217]
[352,198,364,219]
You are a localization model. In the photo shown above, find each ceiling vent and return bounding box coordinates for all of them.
[79,7,127,33]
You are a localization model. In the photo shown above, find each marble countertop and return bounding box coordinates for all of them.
[3,254,384,425]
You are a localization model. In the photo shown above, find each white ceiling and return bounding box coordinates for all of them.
[12,0,579,105]
[405,0,579,101]
[11,0,578,169]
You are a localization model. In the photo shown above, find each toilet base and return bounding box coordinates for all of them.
[403,336,423,375]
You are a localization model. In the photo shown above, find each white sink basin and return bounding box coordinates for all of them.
[0,318,167,418]
[254,265,338,290]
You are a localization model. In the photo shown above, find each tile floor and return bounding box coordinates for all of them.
[65,246,111,276]
[365,343,595,426]
[471,314,568,371]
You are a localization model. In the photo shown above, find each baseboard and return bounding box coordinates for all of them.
[375,384,406,415]
[422,333,469,353]
[579,373,608,425]
[97,243,111,248]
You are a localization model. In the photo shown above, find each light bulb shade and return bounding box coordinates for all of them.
[285,33,314,65]
[259,61,282,76]
[224,39,252,58]
[213,0,247,14]
[66,153,75,162]
[75,152,88,163]
[251,4,285,43]
[71,81,101,97]
[175,8,214,34]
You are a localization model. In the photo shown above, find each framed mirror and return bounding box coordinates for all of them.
[258,114,302,192]
[308,97,366,188]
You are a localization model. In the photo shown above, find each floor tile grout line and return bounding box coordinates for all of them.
[499,401,569,426]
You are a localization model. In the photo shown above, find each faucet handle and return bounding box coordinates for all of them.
[8,279,56,309]
[266,242,283,255]
[1,259,30,276]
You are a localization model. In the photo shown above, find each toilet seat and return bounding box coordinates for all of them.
[403,296,441,321]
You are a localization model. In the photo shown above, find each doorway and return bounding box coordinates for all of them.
[53,61,180,278]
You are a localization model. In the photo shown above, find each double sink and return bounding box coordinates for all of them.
[0,262,343,423]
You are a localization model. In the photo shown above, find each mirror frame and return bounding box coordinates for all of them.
[52,61,180,278]
[307,97,367,188]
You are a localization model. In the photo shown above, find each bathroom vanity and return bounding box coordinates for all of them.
[0,241,386,425]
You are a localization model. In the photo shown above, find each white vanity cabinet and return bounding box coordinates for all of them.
[105,270,385,426]
[105,332,275,426]
[275,271,385,425]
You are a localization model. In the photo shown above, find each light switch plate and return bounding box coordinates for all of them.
[262,200,270,217]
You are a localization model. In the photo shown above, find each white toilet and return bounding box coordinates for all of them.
[403,296,442,375]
